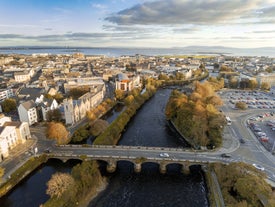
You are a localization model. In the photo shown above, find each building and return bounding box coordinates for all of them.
[0,114,31,162]
[35,95,59,121]
[115,73,142,92]
[63,85,105,125]
[17,100,38,126]
[63,77,104,93]
[256,73,275,87]
[0,88,14,102]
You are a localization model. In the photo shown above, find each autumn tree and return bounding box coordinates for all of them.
[46,172,76,198]
[208,76,224,90]
[261,82,270,91]
[212,162,275,207]
[220,65,233,72]
[228,76,238,88]
[165,81,224,148]
[0,167,4,181]
[235,102,247,110]
[158,73,169,81]
[248,79,258,90]
[1,98,17,113]
[115,89,125,101]
[175,72,185,80]
[46,122,69,144]
[124,94,135,106]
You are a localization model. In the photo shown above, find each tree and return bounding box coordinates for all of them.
[1,98,17,113]
[158,73,169,81]
[248,79,258,89]
[261,82,270,91]
[68,87,90,99]
[46,109,62,122]
[124,95,135,106]
[90,119,109,137]
[46,172,75,198]
[229,76,238,88]
[46,122,69,144]
[175,72,185,80]
[71,125,90,143]
[0,167,4,181]
[239,79,249,89]
[115,89,125,101]
[235,102,247,110]
[220,65,233,72]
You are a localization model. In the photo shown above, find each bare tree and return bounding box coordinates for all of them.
[46,172,75,198]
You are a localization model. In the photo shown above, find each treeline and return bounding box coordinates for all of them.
[42,161,105,207]
[165,79,225,149]
[159,69,209,86]
[70,98,116,143]
[210,162,275,207]
[93,78,162,145]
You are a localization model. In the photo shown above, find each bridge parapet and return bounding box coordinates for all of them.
[57,144,204,153]
[46,153,212,174]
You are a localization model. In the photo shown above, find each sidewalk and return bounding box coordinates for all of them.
[0,138,37,184]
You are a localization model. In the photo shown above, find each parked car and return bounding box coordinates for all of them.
[240,139,246,144]
[221,153,231,158]
[252,163,265,171]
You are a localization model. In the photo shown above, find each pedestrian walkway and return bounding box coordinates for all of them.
[0,138,37,184]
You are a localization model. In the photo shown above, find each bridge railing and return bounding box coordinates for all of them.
[57,144,202,152]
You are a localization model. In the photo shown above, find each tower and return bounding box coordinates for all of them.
[63,98,74,125]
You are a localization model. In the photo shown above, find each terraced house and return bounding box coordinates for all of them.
[0,114,31,162]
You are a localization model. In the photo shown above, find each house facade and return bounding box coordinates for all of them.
[18,100,38,126]
[0,114,31,162]
[63,85,105,125]
[0,88,14,102]
[35,95,59,121]
[115,73,141,92]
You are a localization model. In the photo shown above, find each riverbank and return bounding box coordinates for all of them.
[77,177,108,207]
[0,155,46,197]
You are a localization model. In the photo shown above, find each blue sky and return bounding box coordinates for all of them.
[0,0,274,48]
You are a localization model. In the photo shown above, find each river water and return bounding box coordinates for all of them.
[0,88,209,207]
[88,89,208,207]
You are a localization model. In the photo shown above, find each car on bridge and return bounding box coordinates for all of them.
[159,153,169,158]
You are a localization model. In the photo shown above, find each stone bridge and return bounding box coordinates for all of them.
[45,145,225,173]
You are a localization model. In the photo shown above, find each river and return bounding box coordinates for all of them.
[88,88,208,207]
[0,88,209,207]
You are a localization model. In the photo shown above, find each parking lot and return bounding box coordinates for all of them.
[220,89,275,153]
[247,113,275,152]
[223,90,275,109]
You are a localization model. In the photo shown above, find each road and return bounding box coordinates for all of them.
[1,89,275,184]
[220,90,275,182]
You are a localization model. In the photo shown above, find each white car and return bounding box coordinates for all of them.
[252,163,265,171]
[159,153,169,158]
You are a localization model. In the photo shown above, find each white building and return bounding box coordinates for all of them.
[0,88,14,102]
[18,100,38,126]
[35,95,59,121]
[115,73,141,92]
[63,85,105,125]
[0,114,31,162]
[14,70,31,82]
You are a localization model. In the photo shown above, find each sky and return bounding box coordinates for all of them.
[0,0,274,48]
